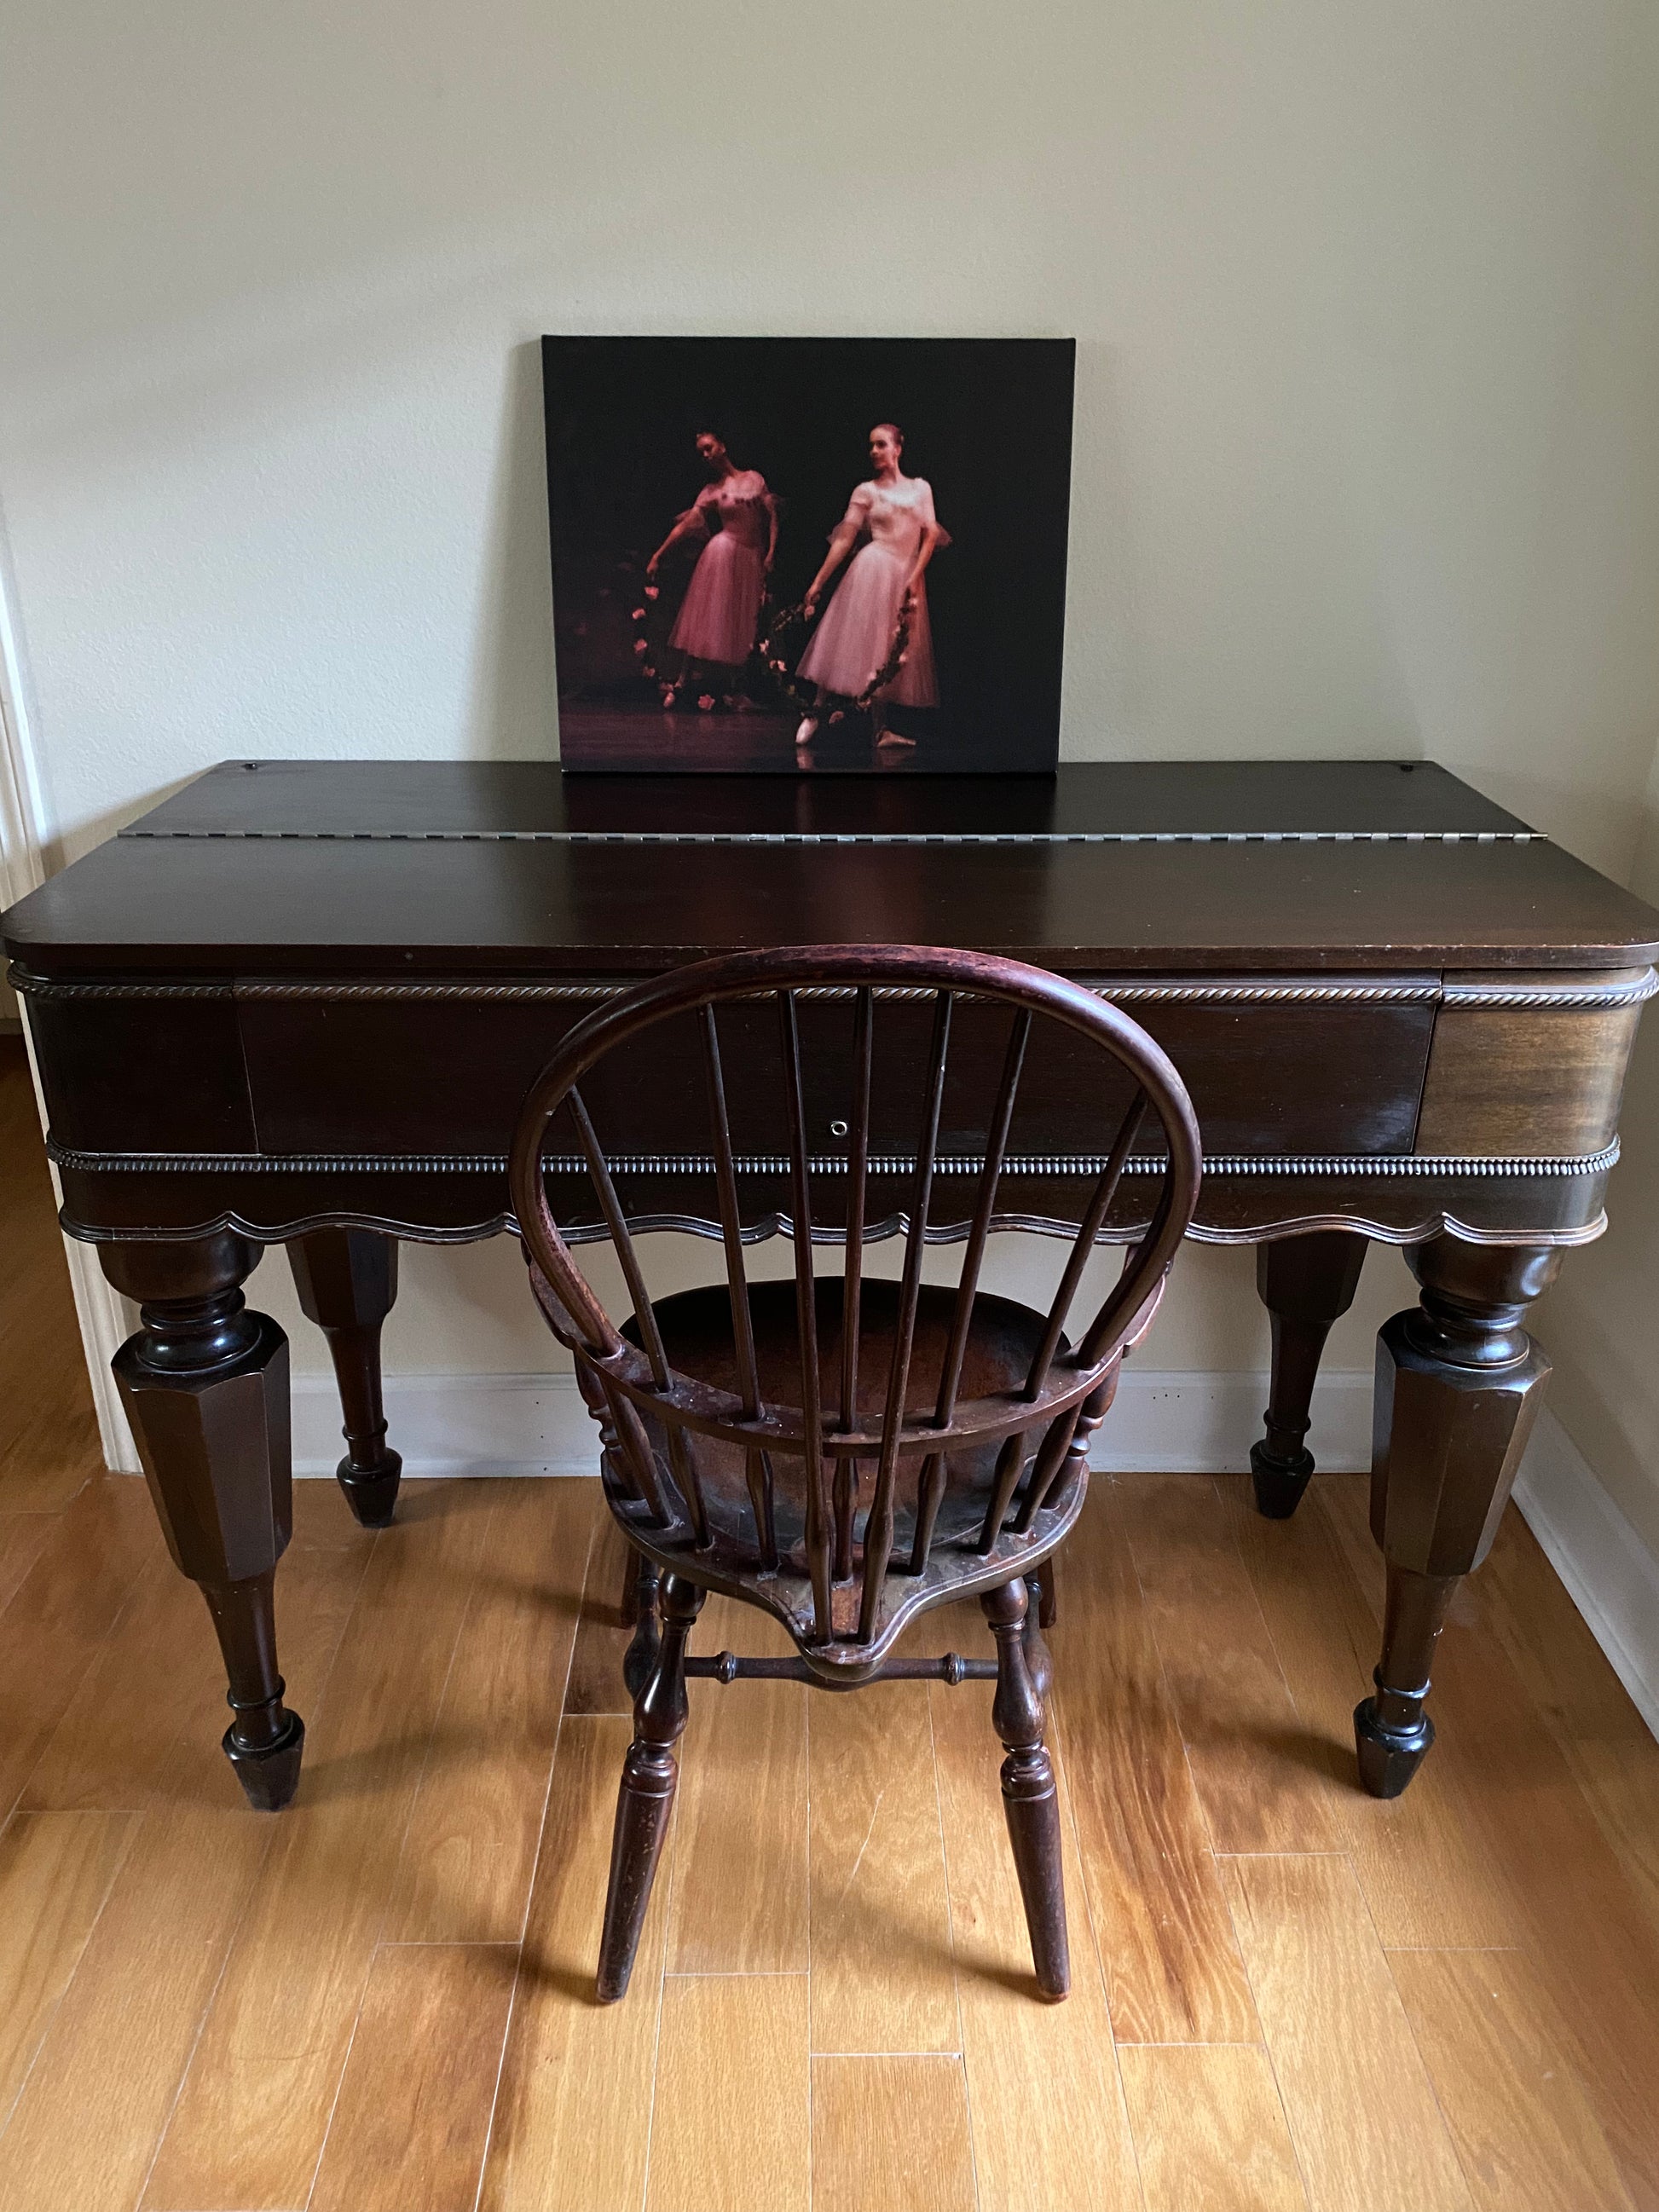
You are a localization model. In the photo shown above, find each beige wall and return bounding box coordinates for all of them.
[2,4,1655,1441]
[1529,783,1659,1562]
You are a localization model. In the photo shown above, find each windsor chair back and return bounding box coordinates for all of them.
[510,943,1201,2002]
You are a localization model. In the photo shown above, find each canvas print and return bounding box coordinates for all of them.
[543,337,1075,774]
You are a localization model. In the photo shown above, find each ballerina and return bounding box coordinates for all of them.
[646,432,777,707]
[795,423,943,748]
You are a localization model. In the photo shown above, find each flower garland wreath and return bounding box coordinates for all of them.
[627,583,913,719]
[754,595,915,721]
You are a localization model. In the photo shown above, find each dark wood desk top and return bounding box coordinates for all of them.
[120,757,1527,838]
[6,760,1659,977]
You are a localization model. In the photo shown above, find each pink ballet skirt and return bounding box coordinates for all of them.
[798,544,936,706]
[668,471,770,667]
[797,476,939,707]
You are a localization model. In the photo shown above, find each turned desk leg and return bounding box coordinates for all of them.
[101,1233,305,1811]
[1250,1231,1369,1519]
[288,1229,402,1528]
[1356,1235,1558,1798]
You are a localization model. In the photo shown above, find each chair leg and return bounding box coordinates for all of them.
[619,1539,640,1626]
[621,1550,662,1700]
[1034,1552,1058,1630]
[1022,1574,1054,1706]
[598,1572,704,2003]
[982,1578,1069,2000]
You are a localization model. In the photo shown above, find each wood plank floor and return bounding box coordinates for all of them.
[4,1037,1659,2210]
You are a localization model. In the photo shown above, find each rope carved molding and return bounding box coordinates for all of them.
[46,1139,1622,1181]
[119,826,1551,846]
[13,967,1656,1011]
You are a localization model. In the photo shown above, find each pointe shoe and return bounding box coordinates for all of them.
[876,730,916,748]
[795,716,819,746]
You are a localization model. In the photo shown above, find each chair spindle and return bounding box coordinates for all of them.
[912,1008,1032,1574]
[570,1086,708,1545]
[835,989,874,1581]
[1022,1090,1147,1399]
[699,1006,777,1566]
[858,990,952,1642]
[779,990,833,1640]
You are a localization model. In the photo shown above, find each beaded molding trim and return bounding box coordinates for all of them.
[118,826,1547,846]
[46,1141,1621,1182]
[54,1206,1613,1253]
[13,968,1655,1011]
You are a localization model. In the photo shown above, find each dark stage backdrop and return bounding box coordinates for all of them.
[543,336,1075,775]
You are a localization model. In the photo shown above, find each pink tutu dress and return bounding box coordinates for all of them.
[797,476,939,707]
[668,469,771,667]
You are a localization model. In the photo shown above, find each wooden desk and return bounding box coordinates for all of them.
[6,759,1656,1811]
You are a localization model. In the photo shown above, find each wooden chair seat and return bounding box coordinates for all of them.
[617,1276,1106,1653]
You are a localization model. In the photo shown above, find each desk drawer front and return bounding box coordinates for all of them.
[235,981,1436,1164]
[1417,972,1647,1156]
[27,994,257,1152]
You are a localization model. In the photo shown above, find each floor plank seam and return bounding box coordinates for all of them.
[166,1512,391,2212]
[129,1809,284,2212]
[1,1503,156,1829]
[1214,1855,1318,2212]
[809,2047,968,2059]
[302,1938,379,2212]
[1213,1849,1348,1860]
[637,1845,673,2212]
[665,1967,810,1978]
[925,1681,984,2212]
[0,1806,143,2151]
[0,1487,87,1630]
[148,1517,376,2212]
[802,1677,814,2212]
[1112,1474,1234,1874]
[382,1486,484,1915]
[471,1935,526,2212]
[1361,1869,1488,2212]
[1383,1944,1527,1955]
[473,1496,605,2212]
[1055,1718,1151,2212]
[628,1549,673,2212]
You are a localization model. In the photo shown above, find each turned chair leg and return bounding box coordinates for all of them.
[598,1571,704,2002]
[1030,1554,1059,1630]
[1022,1570,1055,1704]
[621,1549,663,1699]
[982,1578,1069,2000]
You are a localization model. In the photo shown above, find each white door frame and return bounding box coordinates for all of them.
[1,528,140,1472]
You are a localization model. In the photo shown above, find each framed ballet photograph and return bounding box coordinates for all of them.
[542,335,1075,774]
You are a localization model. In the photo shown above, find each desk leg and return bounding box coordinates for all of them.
[100,1233,304,1811]
[287,1229,402,1528]
[1356,1235,1558,1797]
[1250,1231,1368,1519]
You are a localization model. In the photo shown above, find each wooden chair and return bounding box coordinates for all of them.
[509,944,1201,2003]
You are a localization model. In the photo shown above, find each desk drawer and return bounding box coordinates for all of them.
[237,978,1437,1164]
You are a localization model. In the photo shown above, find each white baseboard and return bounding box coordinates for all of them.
[290,1364,1376,1481]
[1089,1368,1373,1473]
[292,1365,1659,1741]
[1513,1407,1659,1741]
[293,1370,601,1478]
